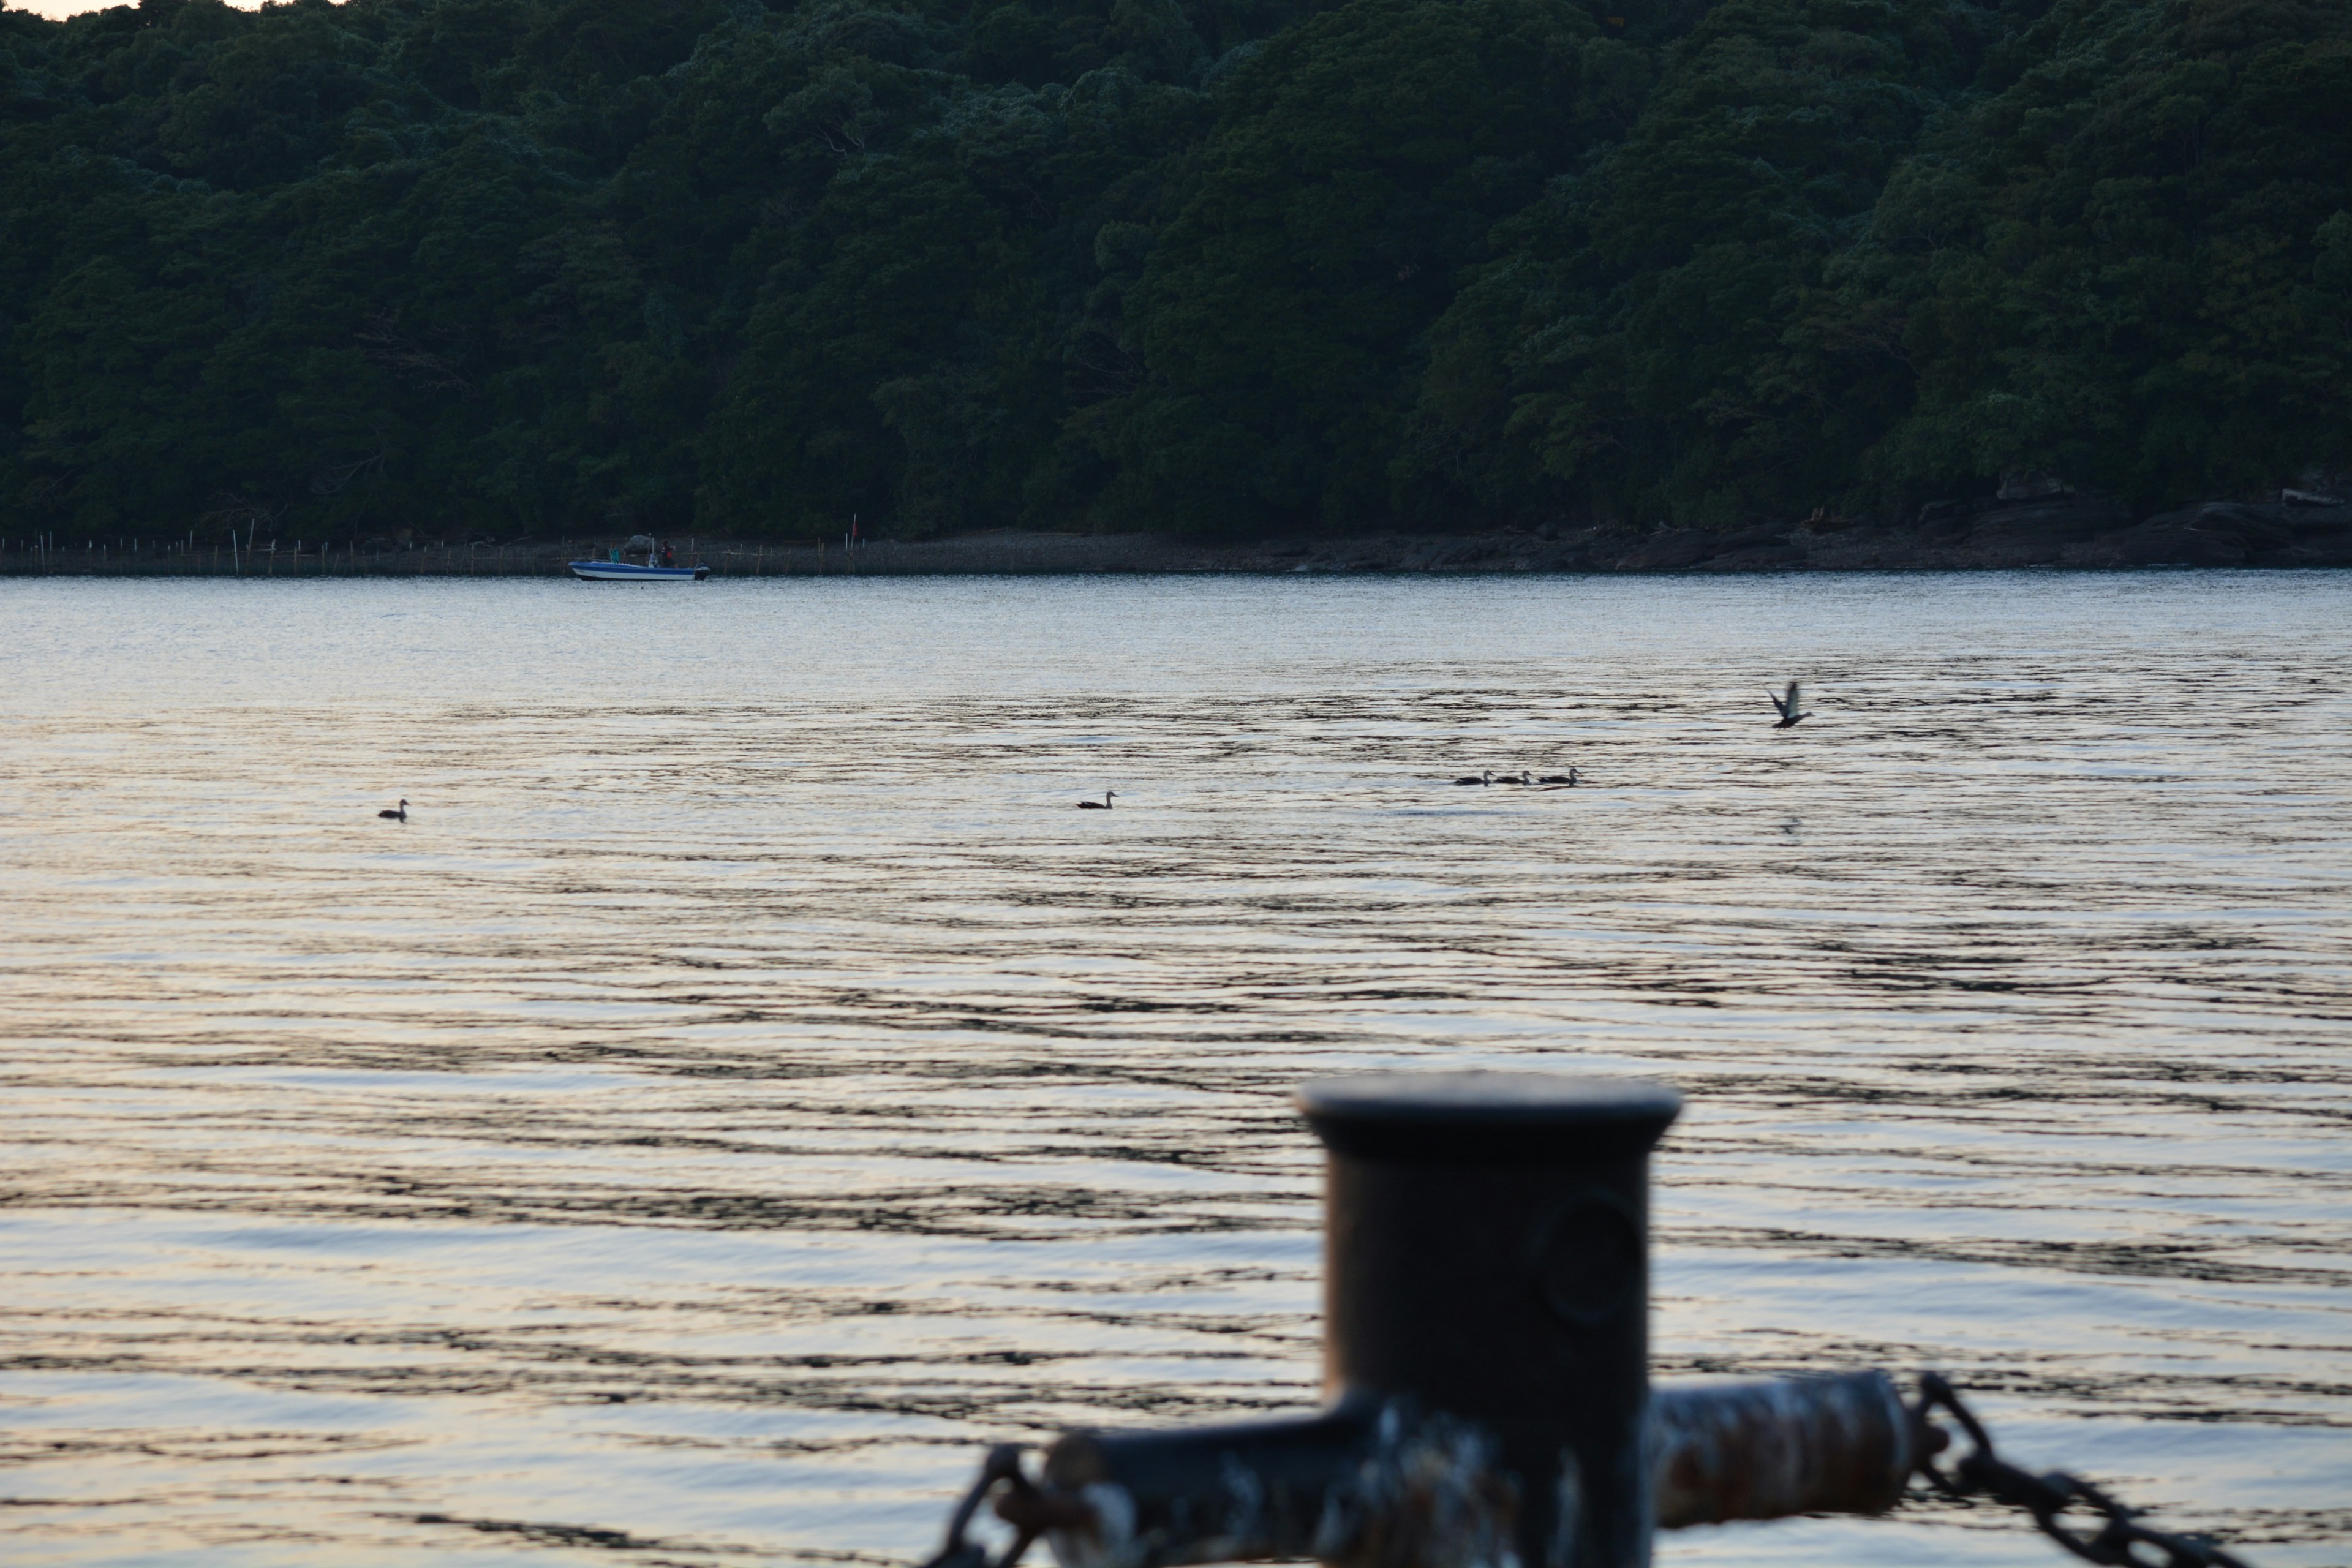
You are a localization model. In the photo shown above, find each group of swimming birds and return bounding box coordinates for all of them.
[376,684,1812,819]
[1453,769,1578,787]
[1069,685,1812,808]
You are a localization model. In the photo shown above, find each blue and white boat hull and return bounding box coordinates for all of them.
[568,561,710,581]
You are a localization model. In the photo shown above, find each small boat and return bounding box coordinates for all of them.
[570,559,709,581]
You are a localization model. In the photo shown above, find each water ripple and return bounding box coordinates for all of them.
[2,573,2348,1567]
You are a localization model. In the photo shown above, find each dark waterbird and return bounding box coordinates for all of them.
[1537,769,1579,786]
[1452,771,1494,786]
[1077,791,1118,810]
[1769,682,1811,728]
[378,799,409,821]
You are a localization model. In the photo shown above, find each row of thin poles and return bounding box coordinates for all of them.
[0,537,897,576]
[0,540,656,576]
[0,538,593,575]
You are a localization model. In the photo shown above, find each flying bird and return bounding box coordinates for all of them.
[1077,790,1119,809]
[1768,682,1811,728]
[378,799,409,821]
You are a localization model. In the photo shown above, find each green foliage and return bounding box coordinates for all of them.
[1409,0,2007,527]
[1,0,2345,544]
[1106,0,1599,533]
[1852,0,2352,508]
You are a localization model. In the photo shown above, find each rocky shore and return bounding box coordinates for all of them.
[741,491,2352,573]
[10,492,2350,577]
[1212,491,2352,575]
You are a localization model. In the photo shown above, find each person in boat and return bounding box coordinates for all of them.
[658,540,676,568]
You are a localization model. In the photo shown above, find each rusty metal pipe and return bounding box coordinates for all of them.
[1651,1370,1915,1528]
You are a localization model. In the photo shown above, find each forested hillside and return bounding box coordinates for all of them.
[2,0,2346,543]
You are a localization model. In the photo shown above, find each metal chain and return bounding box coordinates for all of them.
[916,1445,1031,1568]
[1912,1373,2253,1568]
[916,1442,1090,1568]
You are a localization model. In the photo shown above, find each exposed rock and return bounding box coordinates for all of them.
[1793,528,1945,570]
[1616,528,1713,570]
[2020,497,2352,568]
[2255,500,2352,564]
[1607,526,1789,570]
[1968,537,2066,568]
[2056,499,2348,567]
[2138,502,2295,554]
[1520,538,1595,571]
[2080,520,2248,568]
[2250,539,2352,567]
[1967,494,2127,545]
[1695,544,1807,571]
[1422,539,1500,568]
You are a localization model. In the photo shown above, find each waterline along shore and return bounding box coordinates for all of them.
[10,499,2352,579]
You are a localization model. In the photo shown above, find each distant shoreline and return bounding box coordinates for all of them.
[8,497,2349,578]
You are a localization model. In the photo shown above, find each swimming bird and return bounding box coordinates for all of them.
[1493,771,1534,785]
[1537,768,1579,786]
[1077,790,1118,809]
[1452,770,1494,786]
[378,799,409,821]
[1768,682,1811,728]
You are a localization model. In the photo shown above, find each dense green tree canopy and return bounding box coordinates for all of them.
[1,0,2345,543]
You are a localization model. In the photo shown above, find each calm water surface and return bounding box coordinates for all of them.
[2,573,2347,1568]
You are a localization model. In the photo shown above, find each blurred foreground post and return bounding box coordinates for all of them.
[927,1073,1920,1568]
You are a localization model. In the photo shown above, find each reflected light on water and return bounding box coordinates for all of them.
[2,572,2348,1568]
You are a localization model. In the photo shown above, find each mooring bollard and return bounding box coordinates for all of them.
[1305,1071,1680,1568]
[926,1072,1924,1568]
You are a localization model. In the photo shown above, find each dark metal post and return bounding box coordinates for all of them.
[1300,1072,1680,1568]
[933,1072,1919,1568]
